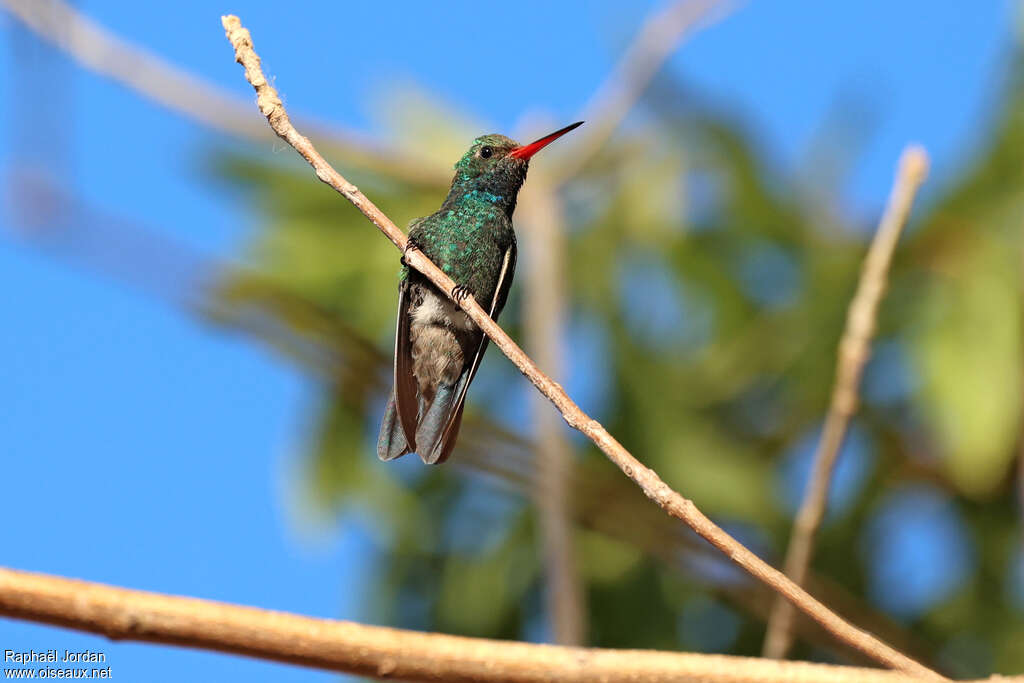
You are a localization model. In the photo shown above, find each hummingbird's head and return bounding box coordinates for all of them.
[453,133,523,183]
[448,122,583,211]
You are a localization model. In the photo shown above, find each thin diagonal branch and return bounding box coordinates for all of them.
[220,15,943,678]
[548,0,732,185]
[761,146,930,660]
[2,567,979,683]
[0,0,448,186]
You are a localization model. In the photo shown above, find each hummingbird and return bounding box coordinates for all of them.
[377,121,583,465]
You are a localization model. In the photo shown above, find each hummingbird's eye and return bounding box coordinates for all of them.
[479,146,493,159]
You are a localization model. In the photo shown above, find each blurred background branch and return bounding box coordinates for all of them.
[0,0,450,186]
[518,185,586,644]
[762,146,930,659]
[548,0,731,185]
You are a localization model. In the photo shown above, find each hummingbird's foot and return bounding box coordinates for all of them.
[451,284,473,303]
[401,237,423,266]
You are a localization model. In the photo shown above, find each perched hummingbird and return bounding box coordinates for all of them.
[377,121,583,465]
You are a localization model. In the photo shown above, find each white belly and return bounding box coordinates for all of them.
[412,289,475,332]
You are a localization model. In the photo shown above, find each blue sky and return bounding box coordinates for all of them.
[0,1,1017,680]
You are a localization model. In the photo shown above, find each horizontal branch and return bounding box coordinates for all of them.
[219,14,942,679]
[0,567,978,683]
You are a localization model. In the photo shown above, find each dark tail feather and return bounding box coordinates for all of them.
[377,392,412,461]
[415,384,456,464]
[434,402,466,465]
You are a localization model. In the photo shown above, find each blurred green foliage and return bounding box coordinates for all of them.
[204,59,1024,677]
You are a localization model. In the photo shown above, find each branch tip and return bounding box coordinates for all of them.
[900,145,930,187]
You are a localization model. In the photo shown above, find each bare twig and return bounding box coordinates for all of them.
[220,15,942,678]
[0,566,978,683]
[0,0,448,186]
[548,0,732,185]
[762,147,930,660]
